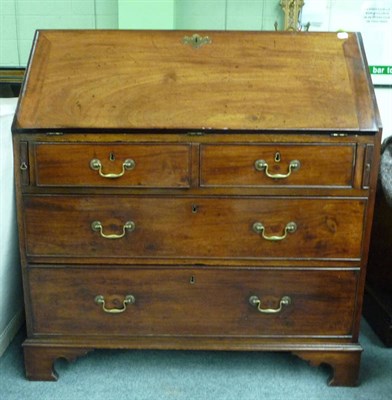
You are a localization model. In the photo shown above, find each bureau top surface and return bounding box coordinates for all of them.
[14,30,380,133]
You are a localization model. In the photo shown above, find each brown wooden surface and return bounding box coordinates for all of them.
[22,340,362,383]
[24,345,91,381]
[293,350,362,386]
[34,143,191,187]
[200,143,355,187]
[28,267,358,337]
[12,31,382,385]
[15,30,377,132]
[34,142,357,189]
[23,195,365,261]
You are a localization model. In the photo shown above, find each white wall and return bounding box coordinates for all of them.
[118,0,174,29]
[0,0,118,67]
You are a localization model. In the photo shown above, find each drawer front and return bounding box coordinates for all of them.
[34,143,191,188]
[28,267,358,337]
[200,144,355,187]
[24,196,365,260]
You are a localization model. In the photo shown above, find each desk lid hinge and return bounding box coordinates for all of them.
[330,133,348,137]
[46,131,64,136]
[187,131,206,137]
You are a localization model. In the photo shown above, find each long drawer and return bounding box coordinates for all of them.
[23,195,366,261]
[34,143,191,188]
[28,267,358,337]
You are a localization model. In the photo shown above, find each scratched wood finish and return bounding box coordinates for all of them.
[34,143,191,187]
[15,30,376,132]
[12,31,382,384]
[28,267,358,337]
[200,143,355,187]
[23,195,365,260]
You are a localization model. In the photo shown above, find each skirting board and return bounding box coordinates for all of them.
[0,309,24,357]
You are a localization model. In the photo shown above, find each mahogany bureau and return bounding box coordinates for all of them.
[12,30,382,385]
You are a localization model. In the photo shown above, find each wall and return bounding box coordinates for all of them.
[118,0,174,30]
[174,0,283,31]
[117,0,283,31]
[0,0,118,67]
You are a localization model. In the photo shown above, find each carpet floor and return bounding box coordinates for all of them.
[0,319,391,400]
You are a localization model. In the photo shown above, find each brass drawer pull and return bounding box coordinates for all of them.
[95,294,135,314]
[90,158,135,178]
[252,221,297,241]
[91,220,135,239]
[254,159,300,179]
[249,295,291,314]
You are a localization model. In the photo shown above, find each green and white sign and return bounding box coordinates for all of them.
[302,0,392,85]
[369,66,392,75]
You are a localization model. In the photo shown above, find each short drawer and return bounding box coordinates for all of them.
[200,144,355,187]
[23,195,365,261]
[34,143,191,188]
[28,267,358,337]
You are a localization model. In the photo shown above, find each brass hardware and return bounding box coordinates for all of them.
[109,152,115,161]
[280,0,305,31]
[90,158,135,178]
[254,159,300,179]
[95,294,135,314]
[187,131,205,136]
[0,68,25,83]
[274,152,281,163]
[330,133,348,137]
[46,131,63,136]
[192,204,198,214]
[183,34,211,48]
[190,276,196,285]
[20,162,28,171]
[363,144,374,189]
[252,221,297,241]
[249,295,291,314]
[91,220,135,239]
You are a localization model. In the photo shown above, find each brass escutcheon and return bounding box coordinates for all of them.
[183,34,212,48]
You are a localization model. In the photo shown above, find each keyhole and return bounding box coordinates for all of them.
[192,204,198,213]
[109,152,115,161]
[190,276,196,285]
[274,152,281,163]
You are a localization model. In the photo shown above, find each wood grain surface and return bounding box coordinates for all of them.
[15,30,376,131]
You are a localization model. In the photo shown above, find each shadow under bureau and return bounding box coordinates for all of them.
[12,30,382,385]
